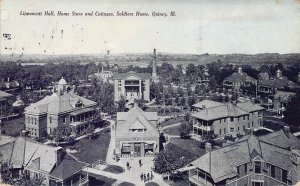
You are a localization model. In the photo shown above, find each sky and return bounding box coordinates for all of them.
[1,0,300,55]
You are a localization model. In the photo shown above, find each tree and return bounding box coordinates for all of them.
[178,122,191,139]
[116,96,126,112]
[153,150,186,179]
[0,161,13,184]
[52,126,64,145]
[86,123,95,140]
[284,94,300,128]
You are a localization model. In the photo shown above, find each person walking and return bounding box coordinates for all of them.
[139,159,142,167]
[151,171,154,180]
[126,162,130,170]
[140,173,144,181]
[143,174,147,183]
[147,173,150,181]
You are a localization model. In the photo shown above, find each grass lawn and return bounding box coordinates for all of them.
[145,182,160,186]
[1,116,25,137]
[88,173,117,186]
[165,172,190,186]
[160,117,184,128]
[165,137,206,164]
[118,182,136,186]
[62,128,111,164]
[163,125,181,136]
[103,165,125,174]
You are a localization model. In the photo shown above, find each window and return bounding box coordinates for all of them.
[63,116,66,124]
[238,126,239,131]
[219,129,222,136]
[254,161,261,174]
[230,128,234,132]
[230,117,234,122]
[243,126,246,131]
[49,117,52,124]
[248,123,250,128]
[252,182,263,186]
[282,169,287,183]
[243,116,246,120]
[31,117,33,124]
[252,122,254,127]
[270,164,275,178]
[237,117,240,121]
[34,118,37,125]
[223,118,226,123]
[224,128,226,134]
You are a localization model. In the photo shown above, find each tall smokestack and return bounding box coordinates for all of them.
[152,48,157,77]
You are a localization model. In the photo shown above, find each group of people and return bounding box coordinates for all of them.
[140,171,154,182]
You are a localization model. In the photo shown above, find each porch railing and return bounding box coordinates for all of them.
[72,176,88,186]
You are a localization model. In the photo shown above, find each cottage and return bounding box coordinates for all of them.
[0,135,88,186]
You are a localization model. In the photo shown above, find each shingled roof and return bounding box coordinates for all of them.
[113,71,151,80]
[191,131,300,183]
[24,92,97,115]
[224,72,256,83]
[192,100,264,121]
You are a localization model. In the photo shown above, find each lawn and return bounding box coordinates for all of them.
[103,165,125,174]
[163,125,181,136]
[88,173,117,186]
[61,128,111,164]
[165,137,206,164]
[160,117,184,128]
[1,116,25,137]
[118,182,136,186]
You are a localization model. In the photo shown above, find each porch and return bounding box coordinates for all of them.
[189,168,214,186]
[69,108,96,135]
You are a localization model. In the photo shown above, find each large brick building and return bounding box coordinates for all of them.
[24,78,97,139]
[115,102,159,157]
[192,100,264,138]
[188,129,300,186]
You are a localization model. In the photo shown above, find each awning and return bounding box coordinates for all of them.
[70,107,95,116]
[122,146,131,153]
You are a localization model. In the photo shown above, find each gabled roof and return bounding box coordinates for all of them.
[0,90,13,98]
[116,104,159,139]
[192,100,225,109]
[259,76,294,88]
[192,103,248,121]
[50,155,87,181]
[191,131,300,184]
[25,92,97,115]
[236,101,265,113]
[113,72,151,80]
[224,72,256,83]
[259,130,300,149]
[0,135,60,173]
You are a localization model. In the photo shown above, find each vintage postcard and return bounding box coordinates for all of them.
[0,0,300,186]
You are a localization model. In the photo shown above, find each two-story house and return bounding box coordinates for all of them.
[188,129,300,186]
[192,100,264,139]
[223,67,257,92]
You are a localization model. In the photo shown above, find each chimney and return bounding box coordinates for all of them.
[283,126,290,138]
[291,150,300,185]
[276,69,282,78]
[134,100,139,108]
[238,67,242,74]
[205,142,212,153]
[55,147,64,166]
[152,49,157,78]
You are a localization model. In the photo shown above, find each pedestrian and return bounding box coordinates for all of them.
[126,162,130,170]
[151,171,154,180]
[139,159,142,167]
[140,173,143,181]
[143,174,147,182]
[147,173,150,181]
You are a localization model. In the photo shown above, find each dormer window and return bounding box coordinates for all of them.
[254,161,262,174]
[75,100,83,108]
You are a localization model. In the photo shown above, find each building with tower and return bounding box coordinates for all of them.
[24,78,97,139]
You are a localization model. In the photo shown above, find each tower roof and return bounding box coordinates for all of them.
[58,77,67,85]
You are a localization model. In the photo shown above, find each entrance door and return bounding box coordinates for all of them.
[134,143,141,157]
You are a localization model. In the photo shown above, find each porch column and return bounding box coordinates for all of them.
[141,142,145,157]
[130,143,134,157]
[139,80,142,98]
